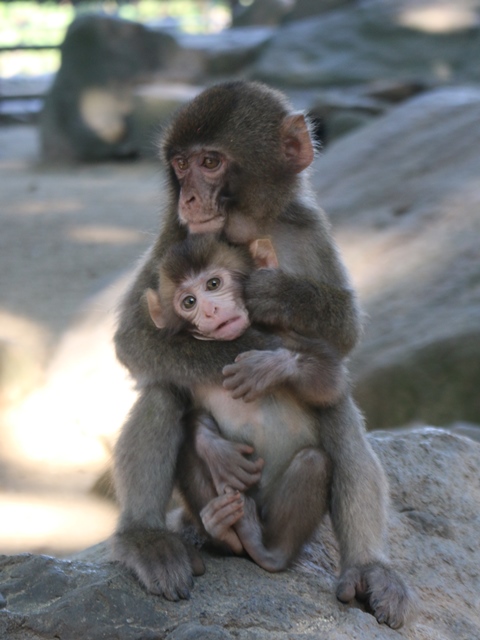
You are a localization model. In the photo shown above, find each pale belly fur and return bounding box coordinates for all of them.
[194,385,318,490]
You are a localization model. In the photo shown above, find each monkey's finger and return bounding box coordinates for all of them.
[229,382,254,399]
[237,456,264,475]
[234,443,255,456]
[234,351,256,362]
[222,363,240,377]
[222,372,247,389]
[336,567,361,603]
[232,467,261,488]
[222,373,243,388]
[242,387,264,402]
[201,492,243,517]
[202,502,244,533]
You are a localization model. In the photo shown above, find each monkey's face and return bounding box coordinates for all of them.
[171,149,231,234]
[173,268,250,341]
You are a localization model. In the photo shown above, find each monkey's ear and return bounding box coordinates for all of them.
[249,238,279,269]
[281,113,314,174]
[146,288,167,329]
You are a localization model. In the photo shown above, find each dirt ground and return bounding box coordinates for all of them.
[0,124,167,556]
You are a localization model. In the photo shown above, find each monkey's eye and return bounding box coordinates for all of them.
[206,277,222,291]
[175,157,188,171]
[202,156,221,170]
[182,295,197,310]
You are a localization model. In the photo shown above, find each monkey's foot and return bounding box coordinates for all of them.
[200,491,245,554]
[112,528,205,601]
[336,563,415,629]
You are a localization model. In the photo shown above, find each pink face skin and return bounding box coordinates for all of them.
[171,149,228,234]
[173,268,250,341]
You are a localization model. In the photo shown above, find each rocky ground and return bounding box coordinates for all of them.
[0,123,163,555]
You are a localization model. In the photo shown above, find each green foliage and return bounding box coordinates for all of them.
[0,0,230,76]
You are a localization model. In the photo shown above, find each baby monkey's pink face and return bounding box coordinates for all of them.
[173,268,250,341]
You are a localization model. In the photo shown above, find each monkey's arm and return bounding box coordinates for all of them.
[193,410,264,494]
[112,386,206,600]
[245,270,360,356]
[223,335,347,406]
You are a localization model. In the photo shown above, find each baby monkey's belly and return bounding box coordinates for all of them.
[195,385,318,489]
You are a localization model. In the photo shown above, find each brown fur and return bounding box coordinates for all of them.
[112,81,414,626]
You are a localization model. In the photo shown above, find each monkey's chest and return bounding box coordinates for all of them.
[194,385,317,485]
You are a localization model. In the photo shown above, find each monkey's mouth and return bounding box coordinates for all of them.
[213,316,249,340]
[188,215,225,234]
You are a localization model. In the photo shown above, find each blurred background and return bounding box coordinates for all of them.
[1,0,479,558]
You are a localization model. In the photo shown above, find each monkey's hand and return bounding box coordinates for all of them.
[112,528,205,601]
[200,491,245,555]
[336,563,415,629]
[223,349,294,402]
[196,428,263,494]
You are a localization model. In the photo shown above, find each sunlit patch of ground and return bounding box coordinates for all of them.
[0,492,118,556]
[0,124,159,556]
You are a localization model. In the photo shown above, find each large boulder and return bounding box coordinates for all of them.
[313,86,480,429]
[1,429,479,639]
[252,1,480,88]
[40,14,177,161]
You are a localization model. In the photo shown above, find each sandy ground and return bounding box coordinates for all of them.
[0,124,167,556]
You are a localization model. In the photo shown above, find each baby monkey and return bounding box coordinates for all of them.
[146,234,347,571]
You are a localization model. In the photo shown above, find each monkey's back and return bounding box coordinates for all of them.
[195,385,318,491]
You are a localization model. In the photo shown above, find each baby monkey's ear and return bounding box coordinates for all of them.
[146,288,167,329]
[249,238,279,269]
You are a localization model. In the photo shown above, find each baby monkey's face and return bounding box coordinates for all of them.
[174,268,250,341]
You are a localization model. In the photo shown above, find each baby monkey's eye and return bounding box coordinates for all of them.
[206,277,222,291]
[182,295,196,310]
[202,156,220,170]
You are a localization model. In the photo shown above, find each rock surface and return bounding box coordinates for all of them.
[40,14,178,161]
[253,1,480,88]
[313,86,480,429]
[1,429,479,639]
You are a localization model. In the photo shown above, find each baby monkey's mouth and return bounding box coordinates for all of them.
[216,316,240,331]
[213,315,250,340]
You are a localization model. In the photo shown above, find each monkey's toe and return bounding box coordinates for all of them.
[113,528,199,600]
[337,563,415,629]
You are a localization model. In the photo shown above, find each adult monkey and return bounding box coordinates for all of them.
[113,81,412,627]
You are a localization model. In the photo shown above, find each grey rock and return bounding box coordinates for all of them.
[284,0,356,22]
[175,27,274,78]
[449,422,480,443]
[253,2,480,88]
[231,0,290,27]
[313,86,480,429]
[1,430,480,639]
[40,14,178,162]
[167,623,233,639]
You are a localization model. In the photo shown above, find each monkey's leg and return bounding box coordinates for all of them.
[112,386,205,601]
[234,448,330,572]
[320,395,414,629]
[177,430,245,555]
